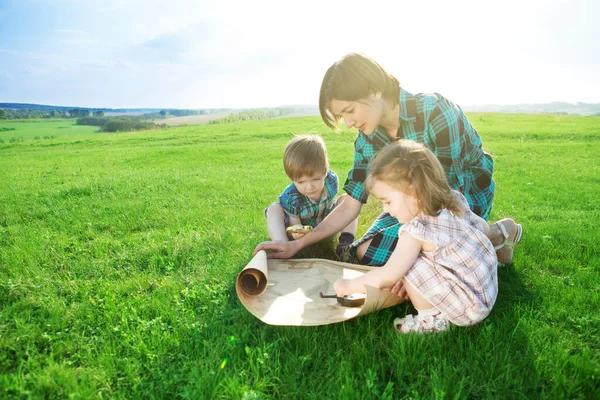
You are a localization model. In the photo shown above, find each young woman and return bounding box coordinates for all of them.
[255,53,522,267]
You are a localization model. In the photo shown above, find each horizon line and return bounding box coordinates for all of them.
[2,100,600,111]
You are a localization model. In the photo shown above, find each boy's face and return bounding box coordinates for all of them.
[293,173,326,201]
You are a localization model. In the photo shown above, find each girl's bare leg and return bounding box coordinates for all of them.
[402,278,434,310]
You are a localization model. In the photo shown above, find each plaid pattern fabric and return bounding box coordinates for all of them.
[343,88,495,219]
[343,88,495,266]
[350,212,400,266]
[402,191,498,326]
[278,170,338,227]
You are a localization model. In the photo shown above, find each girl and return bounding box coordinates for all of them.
[334,140,499,333]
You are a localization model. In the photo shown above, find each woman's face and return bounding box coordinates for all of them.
[329,93,384,135]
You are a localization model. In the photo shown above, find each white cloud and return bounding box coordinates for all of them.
[2,0,599,107]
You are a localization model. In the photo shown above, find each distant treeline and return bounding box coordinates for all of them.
[159,109,206,117]
[0,108,204,120]
[0,103,216,120]
[76,116,164,132]
[0,103,140,112]
[208,108,308,124]
[0,108,106,120]
[1,103,322,122]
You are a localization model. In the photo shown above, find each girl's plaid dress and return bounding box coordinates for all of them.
[401,191,498,326]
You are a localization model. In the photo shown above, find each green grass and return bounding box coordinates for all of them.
[0,114,599,399]
[0,119,97,142]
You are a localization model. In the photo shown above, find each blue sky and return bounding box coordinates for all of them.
[1,0,598,109]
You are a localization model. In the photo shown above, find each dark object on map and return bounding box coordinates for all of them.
[319,292,366,307]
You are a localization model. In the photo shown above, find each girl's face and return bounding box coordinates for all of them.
[293,173,326,202]
[329,93,384,135]
[371,180,419,224]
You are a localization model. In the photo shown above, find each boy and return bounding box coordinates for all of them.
[265,135,357,253]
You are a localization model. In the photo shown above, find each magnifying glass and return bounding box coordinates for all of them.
[319,292,366,307]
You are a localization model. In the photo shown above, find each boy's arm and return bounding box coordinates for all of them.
[254,195,363,258]
[295,194,362,246]
[288,215,301,226]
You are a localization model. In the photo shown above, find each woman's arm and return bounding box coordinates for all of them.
[299,195,362,245]
[254,194,363,258]
[334,231,422,296]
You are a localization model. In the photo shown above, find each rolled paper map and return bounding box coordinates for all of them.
[236,250,268,297]
[236,250,404,326]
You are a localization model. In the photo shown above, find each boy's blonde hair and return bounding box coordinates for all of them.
[366,140,463,217]
[283,135,329,180]
[319,53,400,130]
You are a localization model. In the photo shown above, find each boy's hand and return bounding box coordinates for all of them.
[290,231,307,240]
[286,225,312,240]
[253,240,301,259]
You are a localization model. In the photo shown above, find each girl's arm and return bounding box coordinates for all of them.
[334,231,422,296]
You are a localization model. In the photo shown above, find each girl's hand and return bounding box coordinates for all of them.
[334,278,352,297]
[388,280,409,301]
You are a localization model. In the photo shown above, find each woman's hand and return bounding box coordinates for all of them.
[253,240,301,259]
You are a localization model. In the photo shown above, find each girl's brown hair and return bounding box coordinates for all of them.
[366,140,464,217]
[319,53,400,130]
[283,135,329,181]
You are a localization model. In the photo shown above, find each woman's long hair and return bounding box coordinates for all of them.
[319,53,400,130]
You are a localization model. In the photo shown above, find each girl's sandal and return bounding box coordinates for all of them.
[393,314,449,334]
[494,219,523,266]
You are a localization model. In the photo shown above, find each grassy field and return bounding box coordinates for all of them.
[0,114,599,399]
[0,119,97,142]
